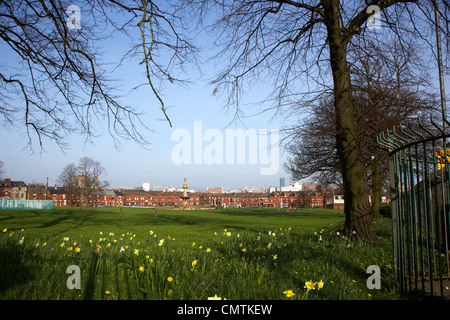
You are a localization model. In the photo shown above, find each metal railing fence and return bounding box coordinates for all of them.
[378,114,450,298]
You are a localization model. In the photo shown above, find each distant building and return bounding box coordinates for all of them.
[280,177,286,188]
[0,178,27,200]
[333,188,344,210]
[281,181,303,192]
[303,182,319,192]
[142,183,150,191]
[205,187,223,193]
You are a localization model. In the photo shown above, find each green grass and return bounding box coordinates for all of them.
[0,207,401,300]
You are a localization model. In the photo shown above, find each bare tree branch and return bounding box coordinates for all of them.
[0,0,198,150]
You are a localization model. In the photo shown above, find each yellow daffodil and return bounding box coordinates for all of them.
[167,277,173,282]
[208,295,222,300]
[105,291,111,295]
[192,260,198,267]
[75,247,81,253]
[304,280,316,291]
[206,248,211,253]
[134,249,139,255]
[60,242,65,247]
[317,280,324,290]
[273,254,277,260]
[139,266,144,272]
[283,290,295,298]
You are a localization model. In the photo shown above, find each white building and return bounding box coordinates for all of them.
[280,181,303,192]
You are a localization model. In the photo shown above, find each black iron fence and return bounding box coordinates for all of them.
[378,114,450,298]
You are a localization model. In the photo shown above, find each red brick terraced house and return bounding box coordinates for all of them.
[0,179,27,200]
[8,183,330,209]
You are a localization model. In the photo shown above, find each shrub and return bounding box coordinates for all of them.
[379,203,391,218]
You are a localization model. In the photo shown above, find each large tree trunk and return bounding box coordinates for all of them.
[324,0,372,241]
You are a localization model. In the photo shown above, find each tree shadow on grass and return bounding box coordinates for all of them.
[0,245,35,296]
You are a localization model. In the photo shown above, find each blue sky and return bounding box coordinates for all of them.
[1,3,448,191]
[0,13,291,190]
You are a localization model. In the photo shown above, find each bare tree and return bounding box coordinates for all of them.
[0,0,197,150]
[285,40,439,219]
[57,162,79,206]
[77,156,107,207]
[194,0,449,241]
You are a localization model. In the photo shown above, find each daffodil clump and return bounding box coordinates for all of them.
[0,217,397,300]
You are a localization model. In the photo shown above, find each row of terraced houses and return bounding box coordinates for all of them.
[0,178,345,209]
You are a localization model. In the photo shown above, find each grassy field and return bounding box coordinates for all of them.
[0,207,401,300]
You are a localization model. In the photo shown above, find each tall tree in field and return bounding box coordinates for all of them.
[284,40,439,219]
[77,157,108,207]
[197,0,449,241]
[57,163,80,206]
[58,158,108,207]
